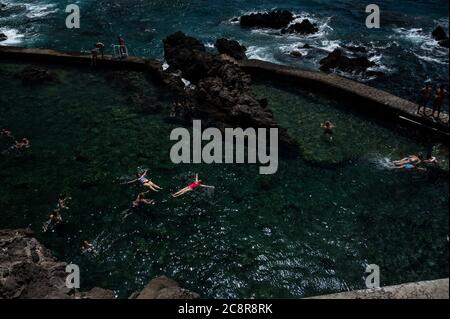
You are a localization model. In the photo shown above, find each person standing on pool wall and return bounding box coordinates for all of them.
[171,174,215,198]
[95,41,105,59]
[417,82,433,115]
[431,84,448,120]
[126,170,162,192]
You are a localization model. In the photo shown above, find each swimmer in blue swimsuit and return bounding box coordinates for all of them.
[126,170,162,192]
[393,163,426,171]
[393,154,422,167]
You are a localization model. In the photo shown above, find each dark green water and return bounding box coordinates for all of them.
[0,62,448,298]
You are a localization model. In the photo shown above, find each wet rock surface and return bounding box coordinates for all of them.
[0,229,110,299]
[289,51,303,58]
[0,229,199,299]
[162,32,299,154]
[106,71,163,114]
[215,38,247,60]
[239,10,294,29]
[0,32,7,42]
[432,26,449,48]
[163,31,212,83]
[319,49,376,74]
[130,276,200,299]
[16,65,59,85]
[281,19,319,35]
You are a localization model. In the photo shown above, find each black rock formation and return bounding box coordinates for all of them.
[319,49,376,74]
[162,31,299,154]
[215,38,247,60]
[281,19,319,35]
[240,10,294,29]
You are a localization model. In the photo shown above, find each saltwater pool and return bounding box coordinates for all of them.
[0,62,448,298]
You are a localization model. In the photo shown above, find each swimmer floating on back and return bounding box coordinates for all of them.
[122,192,155,221]
[392,154,423,167]
[172,174,215,198]
[132,191,155,209]
[43,210,63,232]
[126,170,162,192]
[57,194,71,210]
[392,163,426,171]
[81,240,96,254]
[0,128,14,140]
[13,138,30,150]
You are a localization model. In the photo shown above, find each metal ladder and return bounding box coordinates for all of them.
[112,44,129,59]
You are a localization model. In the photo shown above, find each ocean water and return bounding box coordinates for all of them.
[0,0,449,105]
[0,61,448,298]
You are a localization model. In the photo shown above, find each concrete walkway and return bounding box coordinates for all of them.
[239,59,449,136]
[0,46,159,71]
[308,278,449,299]
[1,46,448,136]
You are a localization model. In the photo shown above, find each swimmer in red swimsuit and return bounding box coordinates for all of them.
[171,174,215,198]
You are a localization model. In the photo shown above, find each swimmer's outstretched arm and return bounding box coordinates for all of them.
[195,174,199,182]
[126,170,148,184]
[200,185,215,189]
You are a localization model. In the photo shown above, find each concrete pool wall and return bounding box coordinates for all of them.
[1,46,448,140]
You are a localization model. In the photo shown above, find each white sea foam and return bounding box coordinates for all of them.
[318,39,341,52]
[289,13,334,39]
[0,27,24,45]
[246,45,277,62]
[392,27,442,50]
[393,27,449,65]
[279,42,309,57]
[414,53,448,65]
[25,3,58,19]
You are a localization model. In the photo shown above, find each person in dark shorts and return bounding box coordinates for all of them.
[417,83,433,115]
[432,84,448,120]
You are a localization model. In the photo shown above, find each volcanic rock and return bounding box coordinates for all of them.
[319,49,375,74]
[0,229,199,299]
[162,32,299,154]
[432,26,448,41]
[17,65,59,85]
[432,26,449,48]
[215,38,247,60]
[131,276,200,299]
[281,19,319,35]
[163,31,212,83]
[240,10,294,29]
[438,39,449,48]
[290,51,303,58]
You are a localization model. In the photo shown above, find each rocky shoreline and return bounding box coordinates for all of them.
[0,229,199,299]
[158,31,300,156]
